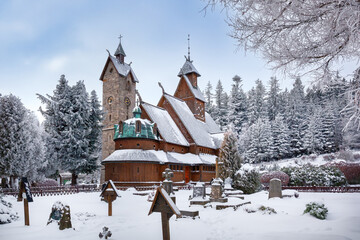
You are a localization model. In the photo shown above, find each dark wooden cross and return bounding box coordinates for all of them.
[149,187,181,240]
[118,34,123,43]
[17,177,33,226]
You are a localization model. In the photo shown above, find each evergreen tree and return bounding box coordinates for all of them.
[38,75,101,185]
[213,80,229,130]
[227,75,247,135]
[0,95,46,184]
[204,81,215,115]
[219,126,242,180]
[287,77,307,156]
[267,77,281,121]
[247,79,267,125]
[271,114,290,159]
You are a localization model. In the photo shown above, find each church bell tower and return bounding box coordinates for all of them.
[99,36,138,163]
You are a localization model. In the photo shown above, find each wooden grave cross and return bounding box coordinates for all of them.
[148,186,181,240]
[17,177,33,226]
[100,180,121,216]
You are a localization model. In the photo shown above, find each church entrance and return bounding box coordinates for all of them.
[185,166,190,183]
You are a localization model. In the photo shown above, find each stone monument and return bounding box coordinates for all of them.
[47,201,72,230]
[268,178,282,199]
[162,168,174,195]
[192,182,206,199]
[210,158,227,203]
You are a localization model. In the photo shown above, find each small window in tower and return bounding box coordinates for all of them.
[119,121,123,133]
[109,114,111,121]
[136,120,141,133]
[109,68,113,73]
[137,143,140,147]
[126,81,131,91]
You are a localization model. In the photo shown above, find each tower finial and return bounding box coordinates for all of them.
[118,34,123,43]
[187,34,190,61]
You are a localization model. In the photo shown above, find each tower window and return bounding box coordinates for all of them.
[136,120,141,133]
[109,68,113,73]
[109,115,111,121]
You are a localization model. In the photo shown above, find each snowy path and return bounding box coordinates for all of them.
[1,189,359,240]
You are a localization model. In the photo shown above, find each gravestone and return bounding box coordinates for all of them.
[268,178,282,199]
[47,201,72,230]
[192,182,206,199]
[162,168,174,195]
[210,159,227,203]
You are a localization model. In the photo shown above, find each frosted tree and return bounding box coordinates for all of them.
[204,81,215,115]
[0,95,46,184]
[303,107,324,154]
[207,0,360,129]
[271,115,290,159]
[213,80,229,129]
[267,77,281,121]
[38,76,101,185]
[247,79,267,125]
[227,75,247,135]
[287,77,307,156]
[240,117,272,163]
[219,126,242,180]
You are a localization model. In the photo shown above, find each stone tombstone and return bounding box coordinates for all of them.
[47,201,72,230]
[192,182,205,199]
[162,168,174,195]
[268,178,282,199]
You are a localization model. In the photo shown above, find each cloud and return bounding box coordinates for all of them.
[45,56,68,72]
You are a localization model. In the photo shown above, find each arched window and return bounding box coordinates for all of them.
[136,120,141,133]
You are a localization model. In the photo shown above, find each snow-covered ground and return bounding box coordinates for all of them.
[1,188,360,240]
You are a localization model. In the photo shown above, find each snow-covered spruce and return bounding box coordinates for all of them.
[0,195,18,224]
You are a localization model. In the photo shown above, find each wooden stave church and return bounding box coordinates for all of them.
[100,39,223,186]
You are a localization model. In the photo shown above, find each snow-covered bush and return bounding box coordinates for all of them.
[326,162,360,184]
[0,195,19,224]
[232,169,261,194]
[304,202,328,220]
[36,178,59,187]
[260,171,289,186]
[281,164,347,186]
[258,205,277,215]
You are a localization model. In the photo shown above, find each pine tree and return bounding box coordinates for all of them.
[38,75,101,185]
[0,95,46,184]
[219,126,242,180]
[227,75,247,135]
[271,114,290,159]
[267,77,281,121]
[287,77,307,156]
[204,81,215,115]
[214,80,229,130]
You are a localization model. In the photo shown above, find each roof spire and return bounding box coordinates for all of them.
[114,34,126,63]
[187,34,191,61]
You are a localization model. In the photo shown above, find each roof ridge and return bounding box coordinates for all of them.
[164,93,186,103]
[142,101,167,111]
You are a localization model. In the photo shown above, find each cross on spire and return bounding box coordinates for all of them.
[187,34,191,61]
[118,34,123,43]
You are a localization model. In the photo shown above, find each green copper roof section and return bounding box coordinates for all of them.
[114,118,158,140]
[114,41,126,57]
[133,106,142,118]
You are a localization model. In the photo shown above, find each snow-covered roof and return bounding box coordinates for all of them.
[204,112,222,134]
[177,60,201,77]
[103,149,215,165]
[109,55,139,83]
[211,133,224,149]
[167,152,203,165]
[182,75,205,102]
[164,94,216,149]
[142,102,189,146]
[199,154,217,165]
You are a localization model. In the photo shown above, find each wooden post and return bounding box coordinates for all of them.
[108,195,112,216]
[215,158,219,179]
[161,212,170,240]
[24,199,29,226]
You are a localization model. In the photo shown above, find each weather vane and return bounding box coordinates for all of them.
[187,34,191,61]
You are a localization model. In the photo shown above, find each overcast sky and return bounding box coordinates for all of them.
[0,0,355,122]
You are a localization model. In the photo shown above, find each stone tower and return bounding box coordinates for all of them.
[99,38,138,170]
